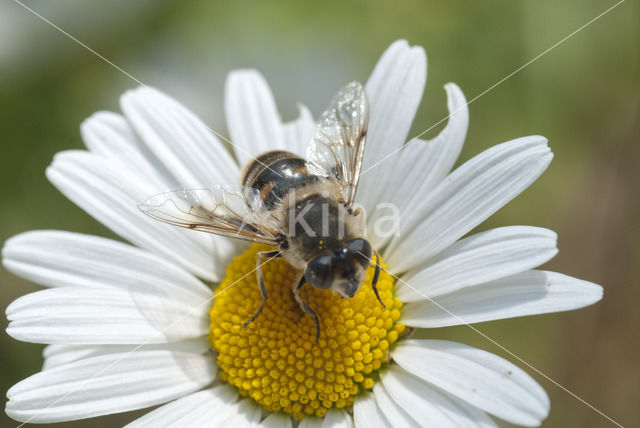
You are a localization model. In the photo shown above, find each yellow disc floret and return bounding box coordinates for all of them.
[209,244,404,419]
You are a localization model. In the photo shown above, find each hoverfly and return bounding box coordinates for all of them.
[139,81,384,341]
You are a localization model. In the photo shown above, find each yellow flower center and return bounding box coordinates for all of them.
[209,244,404,419]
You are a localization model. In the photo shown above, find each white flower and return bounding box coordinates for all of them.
[3,40,602,427]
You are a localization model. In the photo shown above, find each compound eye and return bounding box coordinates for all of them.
[346,239,372,268]
[305,255,333,289]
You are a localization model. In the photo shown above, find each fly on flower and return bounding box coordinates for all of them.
[139,81,384,341]
[4,40,605,427]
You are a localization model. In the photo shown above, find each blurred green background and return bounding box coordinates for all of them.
[1,0,638,427]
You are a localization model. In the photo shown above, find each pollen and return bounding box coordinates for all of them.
[209,244,404,419]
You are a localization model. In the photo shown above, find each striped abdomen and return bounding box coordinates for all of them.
[241,150,319,210]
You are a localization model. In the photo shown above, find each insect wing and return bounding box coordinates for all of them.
[138,186,281,245]
[306,81,369,205]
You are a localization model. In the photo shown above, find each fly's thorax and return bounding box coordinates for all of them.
[241,150,366,269]
[241,150,319,210]
[280,183,363,266]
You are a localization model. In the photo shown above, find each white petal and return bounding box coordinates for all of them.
[125,385,239,428]
[401,270,603,328]
[225,70,315,162]
[381,366,498,428]
[81,111,175,188]
[366,83,468,248]
[260,412,292,428]
[282,104,316,157]
[6,286,209,344]
[2,230,212,305]
[6,350,216,423]
[120,86,238,187]
[42,337,210,370]
[322,408,354,428]
[299,417,323,428]
[225,70,288,165]
[412,82,469,189]
[353,391,392,428]
[46,150,225,281]
[397,226,558,302]
[223,398,262,428]
[358,40,427,214]
[372,383,420,428]
[386,136,553,273]
[393,340,549,426]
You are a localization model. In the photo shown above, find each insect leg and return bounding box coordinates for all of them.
[293,276,321,343]
[371,251,386,309]
[243,250,281,327]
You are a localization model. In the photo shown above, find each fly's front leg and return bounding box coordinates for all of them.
[293,276,321,343]
[243,250,281,327]
[371,251,386,309]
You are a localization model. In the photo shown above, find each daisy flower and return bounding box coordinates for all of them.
[3,40,602,427]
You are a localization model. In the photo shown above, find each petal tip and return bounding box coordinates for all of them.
[120,85,165,111]
[534,134,550,146]
[80,111,114,131]
[410,44,427,62]
[1,235,17,259]
[590,283,605,303]
[119,85,145,103]
[226,68,264,85]
[389,38,410,49]
[44,164,57,180]
[443,81,464,97]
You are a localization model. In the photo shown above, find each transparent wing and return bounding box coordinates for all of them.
[306,81,369,206]
[138,186,282,245]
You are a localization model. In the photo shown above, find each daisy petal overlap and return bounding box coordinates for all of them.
[412,82,469,187]
[6,351,216,423]
[282,104,316,156]
[124,385,238,428]
[226,398,262,428]
[2,230,212,304]
[393,340,549,426]
[81,111,174,188]
[121,86,239,187]
[353,392,393,428]
[401,270,603,328]
[299,418,323,428]
[357,39,427,215]
[6,286,208,344]
[42,338,210,370]
[225,69,284,163]
[226,70,315,164]
[260,412,293,428]
[380,366,498,428]
[397,226,558,302]
[46,150,224,281]
[386,136,553,274]
[318,408,354,428]
[366,83,468,248]
[372,383,421,428]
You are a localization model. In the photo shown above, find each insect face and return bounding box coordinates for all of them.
[304,238,373,298]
